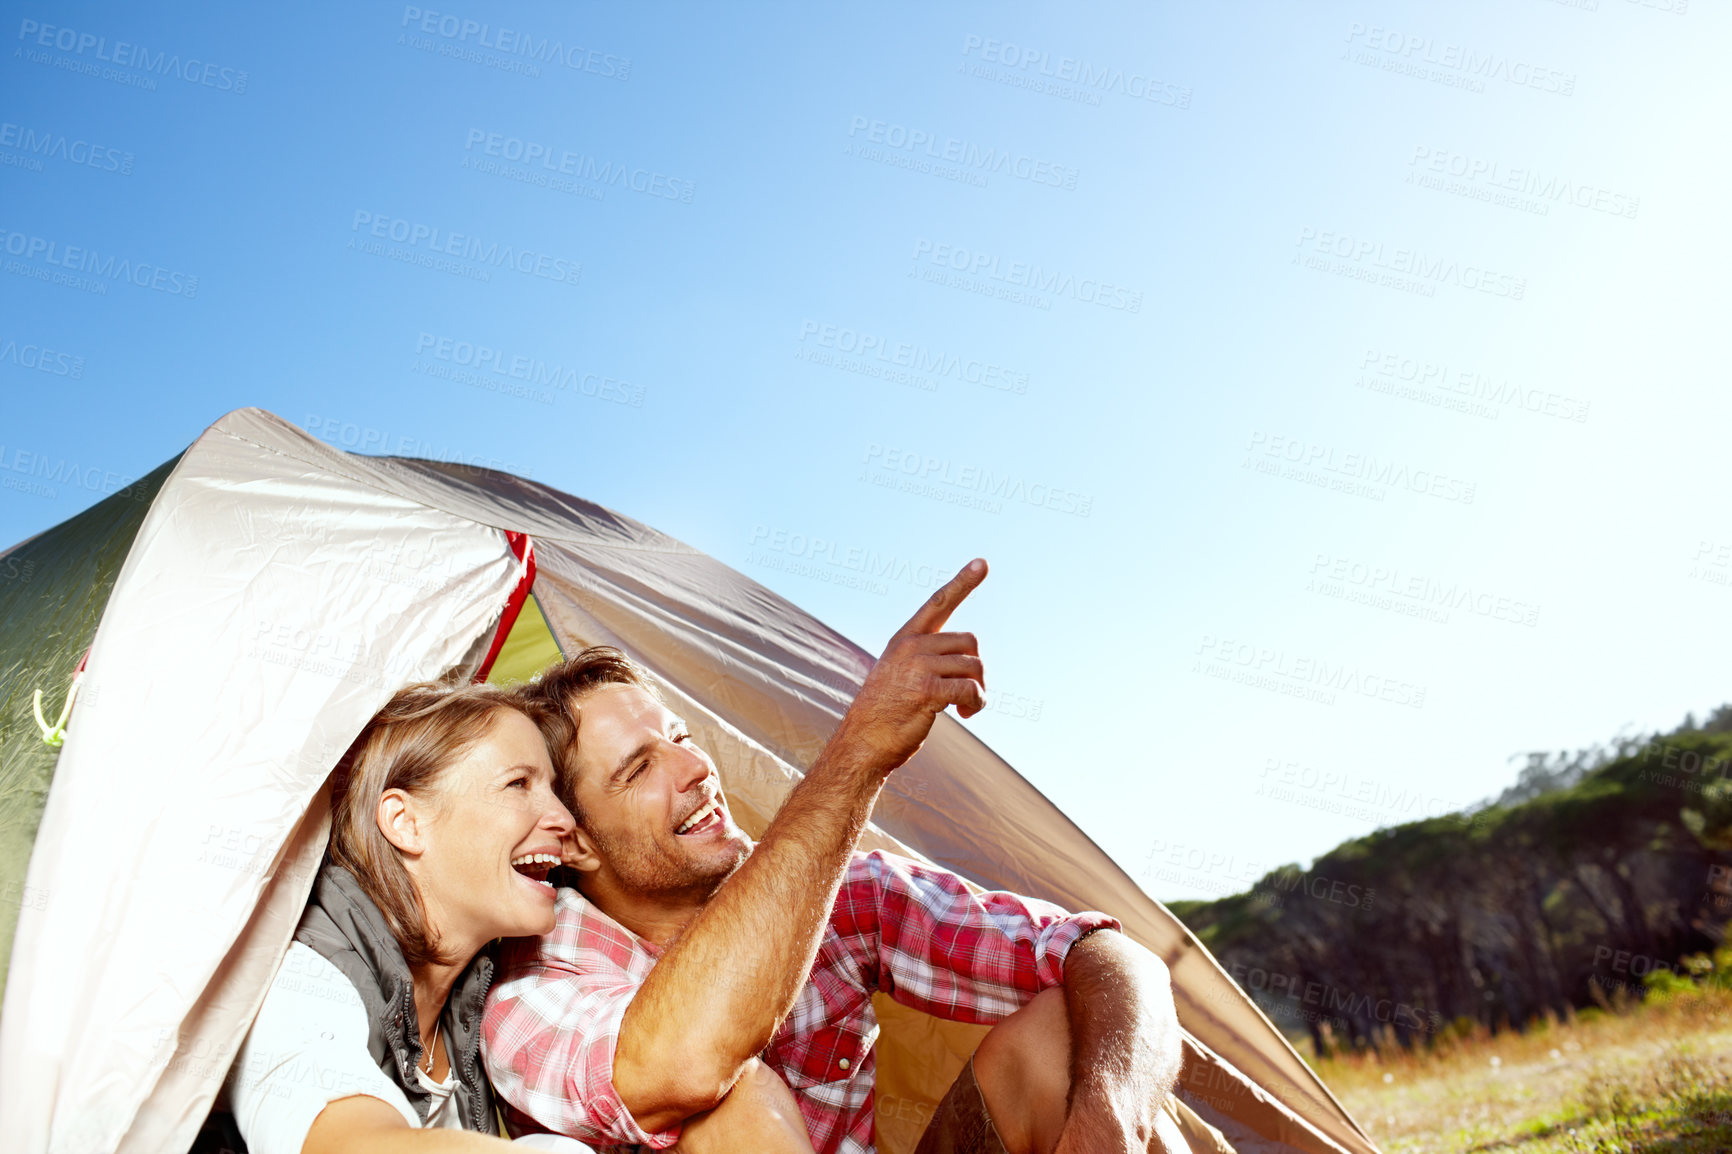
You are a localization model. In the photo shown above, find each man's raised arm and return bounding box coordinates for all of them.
[614,559,989,1130]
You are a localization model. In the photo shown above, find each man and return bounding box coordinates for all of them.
[485,561,1196,1153]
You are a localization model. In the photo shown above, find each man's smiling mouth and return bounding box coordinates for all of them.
[675,796,724,835]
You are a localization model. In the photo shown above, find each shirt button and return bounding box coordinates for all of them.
[838,1058,850,1070]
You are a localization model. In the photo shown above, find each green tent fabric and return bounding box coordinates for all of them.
[0,459,178,1000]
[485,593,565,687]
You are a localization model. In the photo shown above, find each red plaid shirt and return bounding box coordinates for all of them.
[483,849,1118,1154]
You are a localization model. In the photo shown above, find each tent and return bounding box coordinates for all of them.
[0,409,1381,1154]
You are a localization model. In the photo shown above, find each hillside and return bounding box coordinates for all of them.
[1169,714,1732,1053]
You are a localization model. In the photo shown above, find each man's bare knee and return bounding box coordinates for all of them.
[671,1058,814,1154]
[971,988,1071,1154]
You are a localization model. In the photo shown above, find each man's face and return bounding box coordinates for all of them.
[564,683,751,901]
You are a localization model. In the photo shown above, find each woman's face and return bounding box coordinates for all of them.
[411,708,575,950]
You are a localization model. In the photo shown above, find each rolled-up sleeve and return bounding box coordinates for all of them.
[846,850,1120,1023]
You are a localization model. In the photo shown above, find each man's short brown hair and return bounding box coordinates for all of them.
[511,646,660,822]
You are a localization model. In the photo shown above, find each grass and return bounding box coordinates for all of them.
[1310,987,1732,1153]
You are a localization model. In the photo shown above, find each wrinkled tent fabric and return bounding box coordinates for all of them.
[0,457,177,1004]
[0,409,1379,1154]
[0,418,524,1154]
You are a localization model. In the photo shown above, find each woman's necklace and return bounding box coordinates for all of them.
[420,1031,439,1076]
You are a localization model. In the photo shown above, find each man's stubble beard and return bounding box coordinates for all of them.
[591,823,753,905]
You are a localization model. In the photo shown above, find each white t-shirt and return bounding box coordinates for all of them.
[228,943,464,1154]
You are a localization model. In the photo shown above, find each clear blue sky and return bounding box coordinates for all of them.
[3,1,1726,901]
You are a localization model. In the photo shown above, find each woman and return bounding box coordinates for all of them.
[225,680,815,1154]
[227,680,582,1152]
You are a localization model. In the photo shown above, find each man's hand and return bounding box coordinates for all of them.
[1053,1103,1192,1154]
[829,558,987,773]
[613,560,990,1130]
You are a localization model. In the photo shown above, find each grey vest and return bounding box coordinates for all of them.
[293,860,500,1134]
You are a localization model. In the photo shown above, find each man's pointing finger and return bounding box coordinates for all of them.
[896,558,987,639]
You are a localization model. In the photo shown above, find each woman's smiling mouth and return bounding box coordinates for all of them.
[510,852,559,890]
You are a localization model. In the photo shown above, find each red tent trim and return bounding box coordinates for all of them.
[471,531,536,683]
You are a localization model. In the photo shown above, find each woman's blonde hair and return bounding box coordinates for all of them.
[327,681,528,966]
